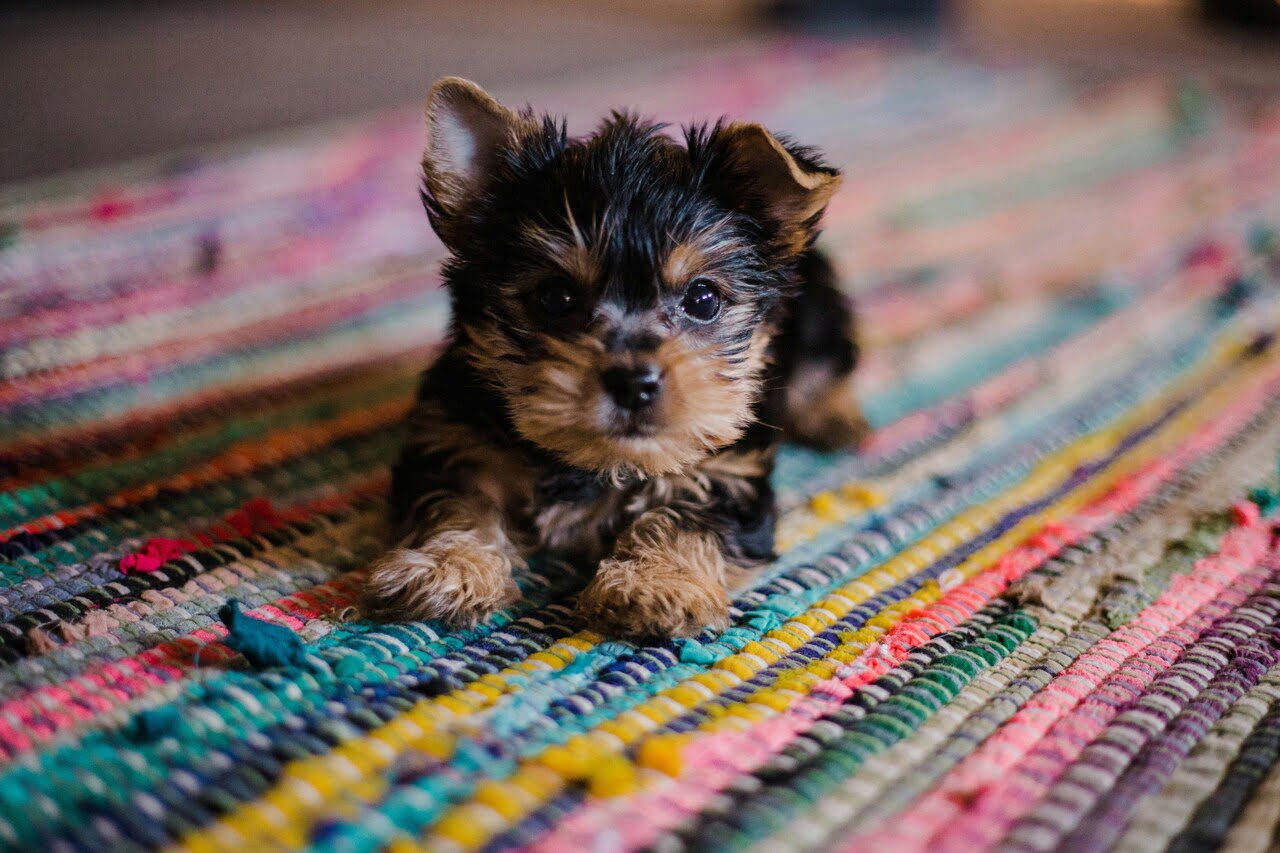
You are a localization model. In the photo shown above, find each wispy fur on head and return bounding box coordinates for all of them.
[369,78,863,635]
[420,81,841,481]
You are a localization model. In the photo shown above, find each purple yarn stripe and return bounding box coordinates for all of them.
[1003,566,1280,852]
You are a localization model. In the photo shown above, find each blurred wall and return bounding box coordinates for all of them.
[958,0,1279,88]
[3,0,1277,185]
[0,0,754,184]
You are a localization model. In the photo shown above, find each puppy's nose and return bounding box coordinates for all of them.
[602,364,662,411]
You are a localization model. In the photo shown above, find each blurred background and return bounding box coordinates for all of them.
[1,0,1277,185]
[7,3,1280,849]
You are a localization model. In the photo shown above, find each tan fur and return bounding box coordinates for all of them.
[403,398,535,519]
[519,221,600,284]
[534,490,628,563]
[386,79,853,636]
[464,317,773,482]
[374,390,770,628]
[364,531,521,626]
[719,122,842,254]
[662,217,750,289]
[691,445,774,496]
[576,509,742,638]
[422,77,539,242]
[365,411,533,623]
[783,364,869,450]
[534,445,773,563]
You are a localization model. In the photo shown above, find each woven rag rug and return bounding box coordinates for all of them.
[5,40,1280,853]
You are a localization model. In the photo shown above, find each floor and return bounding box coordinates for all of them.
[0,0,754,184]
[1,0,1276,185]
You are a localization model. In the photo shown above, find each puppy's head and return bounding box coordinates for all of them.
[422,77,841,480]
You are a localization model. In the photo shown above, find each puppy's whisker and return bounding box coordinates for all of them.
[376,76,859,636]
[563,191,588,251]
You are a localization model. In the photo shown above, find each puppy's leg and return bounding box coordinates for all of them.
[776,249,868,450]
[576,449,777,640]
[365,493,522,626]
[576,508,734,639]
[364,393,528,626]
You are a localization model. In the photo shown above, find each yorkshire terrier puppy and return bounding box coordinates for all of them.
[364,77,866,639]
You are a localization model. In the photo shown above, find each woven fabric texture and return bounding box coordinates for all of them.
[3,41,1280,852]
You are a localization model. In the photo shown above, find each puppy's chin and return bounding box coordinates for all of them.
[469,324,770,480]
[513,406,747,481]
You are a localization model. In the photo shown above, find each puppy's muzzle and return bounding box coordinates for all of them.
[602,363,662,412]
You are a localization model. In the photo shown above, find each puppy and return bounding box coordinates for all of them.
[364,78,866,639]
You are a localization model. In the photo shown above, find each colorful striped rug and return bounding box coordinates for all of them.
[3,40,1280,852]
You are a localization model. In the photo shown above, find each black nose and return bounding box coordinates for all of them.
[602,364,662,411]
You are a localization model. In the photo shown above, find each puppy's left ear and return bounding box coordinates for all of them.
[717,123,841,252]
[422,77,528,244]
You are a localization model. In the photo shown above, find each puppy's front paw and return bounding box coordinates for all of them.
[794,388,870,451]
[787,371,870,451]
[576,554,730,640]
[362,530,520,626]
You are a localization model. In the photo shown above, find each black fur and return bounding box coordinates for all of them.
[372,88,863,636]
[427,116,801,348]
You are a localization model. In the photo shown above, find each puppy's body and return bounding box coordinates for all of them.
[366,79,865,638]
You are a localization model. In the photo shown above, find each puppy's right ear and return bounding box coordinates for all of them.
[422,77,524,243]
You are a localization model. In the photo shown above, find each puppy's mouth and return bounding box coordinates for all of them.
[608,410,663,439]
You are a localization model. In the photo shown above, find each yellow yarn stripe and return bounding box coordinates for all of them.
[175,331,1270,853]
[775,289,1215,552]
[414,344,1280,852]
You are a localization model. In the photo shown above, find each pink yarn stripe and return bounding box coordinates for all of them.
[863,249,1231,457]
[930,558,1278,853]
[529,363,1280,851]
[0,266,437,409]
[0,214,431,350]
[849,512,1275,852]
[0,573,363,759]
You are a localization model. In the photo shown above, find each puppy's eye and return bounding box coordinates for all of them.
[680,279,722,322]
[535,277,577,319]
